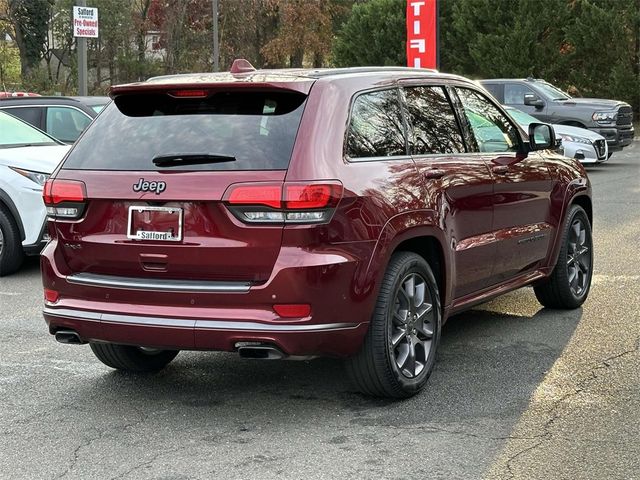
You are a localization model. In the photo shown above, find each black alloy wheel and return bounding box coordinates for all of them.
[534,204,593,309]
[347,252,441,398]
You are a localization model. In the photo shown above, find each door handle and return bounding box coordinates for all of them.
[424,169,445,180]
[492,165,509,175]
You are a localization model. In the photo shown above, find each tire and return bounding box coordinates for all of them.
[0,206,24,276]
[534,204,593,309]
[90,343,179,372]
[346,252,441,398]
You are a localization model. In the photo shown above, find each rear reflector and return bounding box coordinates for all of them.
[44,289,59,303]
[273,304,311,318]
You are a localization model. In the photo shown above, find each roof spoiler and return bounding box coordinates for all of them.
[230,59,256,74]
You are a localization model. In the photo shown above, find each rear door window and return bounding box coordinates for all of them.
[346,89,406,159]
[403,86,465,155]
[62,91,307,171]
[46,106,92,143]
[2,107,42,130]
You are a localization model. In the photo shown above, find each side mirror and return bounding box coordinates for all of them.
[524,93,544,109]
[528,123,555,151]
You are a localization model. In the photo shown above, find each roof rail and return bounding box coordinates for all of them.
[230,59,256,74]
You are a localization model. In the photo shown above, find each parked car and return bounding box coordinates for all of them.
[71,96,112,113]
[0,96,97,144]
[505,106,608,164]
[42,63,593,398]
[479,78,634,153]
[0,111,70,275]
[0,91,40,98]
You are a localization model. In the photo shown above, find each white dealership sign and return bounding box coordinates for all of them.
[73,6,99,38]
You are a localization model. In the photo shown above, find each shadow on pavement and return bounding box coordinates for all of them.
[61,293,583,432]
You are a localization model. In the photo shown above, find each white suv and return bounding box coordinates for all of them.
[0,111,70,275]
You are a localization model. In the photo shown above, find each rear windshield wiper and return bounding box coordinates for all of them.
[152,153,236,167]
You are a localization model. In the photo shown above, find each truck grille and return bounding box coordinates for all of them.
[616,106,633,126]
[594,139,607,159]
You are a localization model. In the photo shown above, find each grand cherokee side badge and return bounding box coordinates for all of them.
[133,178,166,194]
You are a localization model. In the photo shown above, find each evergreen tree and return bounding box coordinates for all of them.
[332,0,406,67]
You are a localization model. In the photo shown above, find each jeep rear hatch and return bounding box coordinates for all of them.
[47,84,312,283]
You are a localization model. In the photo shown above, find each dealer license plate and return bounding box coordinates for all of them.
[127,206,183,242]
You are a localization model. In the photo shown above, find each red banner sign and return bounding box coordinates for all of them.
[406,0,437,69]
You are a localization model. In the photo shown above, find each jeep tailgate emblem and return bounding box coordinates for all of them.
[133,178,166,194]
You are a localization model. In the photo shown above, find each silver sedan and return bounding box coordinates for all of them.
[506,106,609,164]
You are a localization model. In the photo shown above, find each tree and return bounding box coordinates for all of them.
[561,0,640,110]
[332,0,406,67]
[439,0,640,114]
[441,0,569,79]
[218,0,279,69]
[5,0,53,78]
[262,0,345,68]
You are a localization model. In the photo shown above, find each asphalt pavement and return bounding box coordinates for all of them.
[1,143,638,479]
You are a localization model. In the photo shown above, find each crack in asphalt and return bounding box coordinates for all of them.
[502,337,640,479]
[53,427,104,480]
[107,446,185,480]
[372,422,546,442]
[53,411,151,479]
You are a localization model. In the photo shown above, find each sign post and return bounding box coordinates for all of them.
[406,0,438,69]
[73,2,99,96]
[212,0,219,72]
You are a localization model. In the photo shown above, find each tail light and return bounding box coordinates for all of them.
[224,181,343,224]
[43,179,87,219]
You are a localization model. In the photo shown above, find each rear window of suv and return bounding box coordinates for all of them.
[62,90,307,171]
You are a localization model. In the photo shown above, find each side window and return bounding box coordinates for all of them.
[346,89,406,158]
[404,86,465,155]
[46,106,92,143]
[482,83,504,103]
[456,88,520,154]
[3,107,42,129]
[504,83,534,105]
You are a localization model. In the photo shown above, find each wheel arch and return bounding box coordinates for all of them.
[393,236,447,311]
[558,120,587,129]
[366,212,452,311]
[0,188,25,241]
[571,194,592,227]
[545,189,592,273]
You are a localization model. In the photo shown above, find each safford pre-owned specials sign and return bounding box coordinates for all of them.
[73,6,99,38]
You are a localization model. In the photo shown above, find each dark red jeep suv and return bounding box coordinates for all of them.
[41,63,593,398]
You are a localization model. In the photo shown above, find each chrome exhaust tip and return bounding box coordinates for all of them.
[54,329,86,345]
[235,342,286,360]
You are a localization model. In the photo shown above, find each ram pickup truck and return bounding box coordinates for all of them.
[480,78,634,153]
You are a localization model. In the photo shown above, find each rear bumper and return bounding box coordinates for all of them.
[41,239,376,357]
[43,306,368,357]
